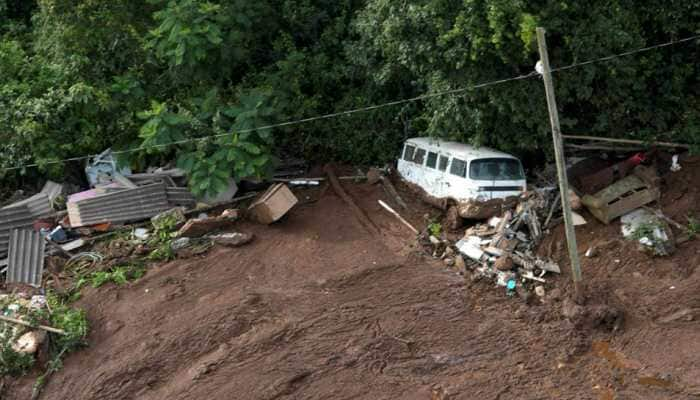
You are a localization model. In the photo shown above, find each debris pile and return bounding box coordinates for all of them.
[0,150,303,289]
[440,190,562,296]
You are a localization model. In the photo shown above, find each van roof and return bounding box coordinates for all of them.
[405,137,518,160]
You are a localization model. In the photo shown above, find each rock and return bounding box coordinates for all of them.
[170,237,191,251]
[516,286,533,304]
[569,190,582,210]
[585,247,597,258]
[535,286,546,297]
[494,256,514,271]
[366,168,383,185]
[561,298,585,320]
[549,288,562,301]
[177,214,239,238]
[657,308,695,324]
[209,232,254,247]
[444,246,454,256]
[429,235,440,245]
[454,255,466,273]
[443,258,455,267]
[12,331,47,354]
[221,209,239,219]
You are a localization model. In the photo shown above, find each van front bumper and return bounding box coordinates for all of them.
[457,196,520,219]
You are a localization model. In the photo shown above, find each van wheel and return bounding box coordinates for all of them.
[446,205,463,231]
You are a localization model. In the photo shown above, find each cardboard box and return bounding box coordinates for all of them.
[248,184,298,224]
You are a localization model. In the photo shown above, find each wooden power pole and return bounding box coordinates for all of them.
[536,27,584,302]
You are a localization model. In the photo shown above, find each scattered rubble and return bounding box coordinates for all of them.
[447,191,561,295]
[621,209,675,256]
[208,232,254,247]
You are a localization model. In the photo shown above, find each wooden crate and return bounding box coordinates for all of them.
[581,175,660,224]
[248,183,298,224]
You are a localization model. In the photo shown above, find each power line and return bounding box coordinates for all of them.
[3,33,699,172]
[1,71,541,172]
[552,33,700,72]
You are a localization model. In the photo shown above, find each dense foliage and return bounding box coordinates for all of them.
[0,0,698,193]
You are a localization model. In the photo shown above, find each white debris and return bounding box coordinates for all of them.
[456,238,485,261]
[133,228,150,241]
[61,239,86,252]
[571,211,587,226]
[29,295,46,310]
[670,154,681,172]
[621,208,672,254]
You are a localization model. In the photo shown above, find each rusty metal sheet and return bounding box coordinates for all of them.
[6,229,45,287]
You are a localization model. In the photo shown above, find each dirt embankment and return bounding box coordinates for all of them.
[5,162,700,400]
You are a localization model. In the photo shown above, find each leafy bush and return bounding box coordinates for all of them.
[0,324,35,376]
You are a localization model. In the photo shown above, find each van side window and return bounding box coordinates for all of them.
[426,152,438,169]
[450,158,467,177]
[438,155,449,171]
[413,148,426,165]
[403,145,415,161]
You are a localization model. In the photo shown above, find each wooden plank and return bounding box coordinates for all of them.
[562,134,690,149]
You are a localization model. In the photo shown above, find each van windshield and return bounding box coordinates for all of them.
[469,158,524,181]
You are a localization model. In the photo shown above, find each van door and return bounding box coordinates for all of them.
[468,158,525,199]
[445,157,477,201]
[421,151,445,197]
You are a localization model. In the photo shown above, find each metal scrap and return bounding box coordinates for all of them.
[67,183,172,227]
[452,191,561,293]
[6,229,46,287]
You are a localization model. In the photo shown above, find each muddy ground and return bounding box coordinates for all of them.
[4,162,700,400]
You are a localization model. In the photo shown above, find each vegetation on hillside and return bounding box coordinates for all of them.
[0,0,698,194]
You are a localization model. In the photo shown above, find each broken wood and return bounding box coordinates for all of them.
[562,135,690,149]
[379,176,408,210]
[272,175,366,183]
[378,200,418,235]
[564,143,645,152]
[324,165,380,235]
[0,315,66,335]
[544,192,560,229]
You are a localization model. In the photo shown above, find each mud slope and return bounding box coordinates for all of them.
[6,167,700,399]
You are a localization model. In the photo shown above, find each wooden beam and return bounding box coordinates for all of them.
[537,27,584,302]
[562,134,690,149]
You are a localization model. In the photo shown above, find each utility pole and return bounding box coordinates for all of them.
[536,27,584,302]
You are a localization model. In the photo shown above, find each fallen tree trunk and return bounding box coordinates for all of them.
[380,176,408,210]
[324,165,380,235]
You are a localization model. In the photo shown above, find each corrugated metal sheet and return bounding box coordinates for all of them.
[1,181,62,221]
[68,183,171,227]
[6,229,45,287]
[41,181,64,203]
[0,205,35,258]
[166,187,196,208]
[2,192,52,220]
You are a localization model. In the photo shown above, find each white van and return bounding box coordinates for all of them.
[397,137,526,227]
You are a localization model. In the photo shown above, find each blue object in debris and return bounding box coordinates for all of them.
[48,226,67,243]
[506,279,517,291]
